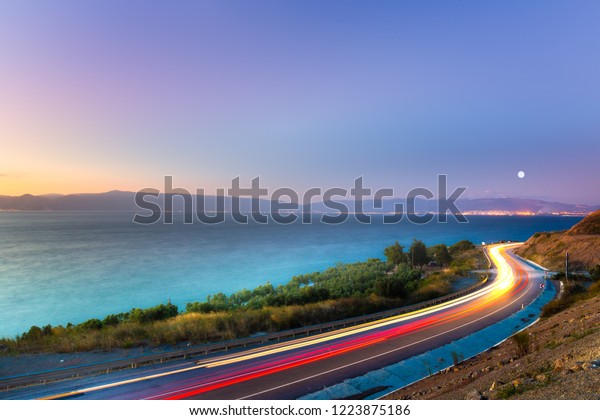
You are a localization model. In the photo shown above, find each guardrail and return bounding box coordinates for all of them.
[1,264,492,391]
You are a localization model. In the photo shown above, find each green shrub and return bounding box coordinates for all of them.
[448,240,475,255]
[78,319,102,331]
[6,239,486,354]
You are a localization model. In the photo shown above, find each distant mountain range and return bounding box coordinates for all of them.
[0,191,597,215]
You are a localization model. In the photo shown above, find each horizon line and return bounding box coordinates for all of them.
[0,190,599,207]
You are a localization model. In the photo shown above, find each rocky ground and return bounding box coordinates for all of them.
[383,295,600,400]
[515,210,600,271]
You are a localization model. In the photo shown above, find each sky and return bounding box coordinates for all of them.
[1,1,599,204]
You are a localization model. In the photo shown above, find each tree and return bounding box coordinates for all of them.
[79,318,103,330]
[129,303,179,323]
[429,244,452,267]
[22,325,43,340]
[384,241,408,265]
[102,314,121,327]
[448,239,475,256]
[409,239,429,269]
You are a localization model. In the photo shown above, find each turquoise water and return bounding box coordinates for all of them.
[0,212,580,337]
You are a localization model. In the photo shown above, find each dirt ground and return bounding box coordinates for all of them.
[383,296,600,400]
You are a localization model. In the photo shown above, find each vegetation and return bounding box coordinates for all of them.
[428,244,452,267]
[495,383,524,399]
[448,239,476,255]
[590,264,600,281]
[566,209,600,235]
[409,239,429,269]
[541,274,600,318]
[384,241,408,265]
[0,239,485,354]
[512,331,531,357]
[515,211,600,271]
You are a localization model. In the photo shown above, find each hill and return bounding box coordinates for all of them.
[567,209,600,235]
[383,292,600,400]
[515,210,600,271]
[0,191,597,215]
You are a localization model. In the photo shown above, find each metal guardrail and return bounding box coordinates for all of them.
[1,264,492,391]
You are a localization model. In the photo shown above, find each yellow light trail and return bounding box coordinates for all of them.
[39,243,523,400]
[198,243,522,368]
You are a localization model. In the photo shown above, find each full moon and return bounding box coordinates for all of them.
[518,170,525,179]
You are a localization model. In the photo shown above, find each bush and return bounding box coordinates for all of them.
[8,240,486,354]
[129,303,179,323]
[102,314,121,327]
[541,299,571,318]
[590,265,600,281]
[588,281,600,296]
[496,384,522,399]
[78,318,103,331]
[541,281,587,317]
[21,326,44,341]
[448,240,475,255]
[512,331,530,357]
[374,277,406,298]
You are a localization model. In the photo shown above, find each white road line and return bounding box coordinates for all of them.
[41,244,533,400]
[238,252,539,399]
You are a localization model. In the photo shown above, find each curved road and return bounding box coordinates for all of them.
[19,243,546,400]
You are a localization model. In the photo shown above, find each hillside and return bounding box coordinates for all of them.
[515,210,600,271]
[567,209,600,235]
[0,192,597,215]
[383,293,600,400]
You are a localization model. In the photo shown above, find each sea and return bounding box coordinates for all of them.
[0,212,582,338]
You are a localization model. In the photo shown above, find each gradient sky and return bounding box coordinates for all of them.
[1,1,599,204]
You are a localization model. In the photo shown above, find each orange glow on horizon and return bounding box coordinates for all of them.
[0,176,141,196]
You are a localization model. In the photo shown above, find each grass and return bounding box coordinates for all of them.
[545,339,562,350]
[496,384,524,399]
[541,281,591,318]
[569,327,597,340]
[0,296,398,354]
[0,243,486,355]
[451,351,464,366]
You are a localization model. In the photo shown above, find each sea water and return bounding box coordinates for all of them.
[0,212,581,337]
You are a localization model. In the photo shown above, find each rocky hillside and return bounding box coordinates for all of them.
[567,209,600,235]
[384,293,600,400]
[515,210,600,271]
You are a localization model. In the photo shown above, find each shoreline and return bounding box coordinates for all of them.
[0,269,488,387]
[0,214,581,338]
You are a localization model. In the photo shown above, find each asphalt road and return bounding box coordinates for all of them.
[8,243,547,400]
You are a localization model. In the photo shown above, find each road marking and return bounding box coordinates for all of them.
[154,244,538,399]
[40,243,538,400]
[239,258,538,399]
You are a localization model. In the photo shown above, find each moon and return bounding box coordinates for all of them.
[517,170,525,179]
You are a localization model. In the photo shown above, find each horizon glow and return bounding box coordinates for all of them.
[1,1,599,204]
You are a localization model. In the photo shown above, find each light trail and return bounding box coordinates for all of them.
[39,243,535,400]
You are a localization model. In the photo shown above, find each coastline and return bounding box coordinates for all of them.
[0,214,582,338]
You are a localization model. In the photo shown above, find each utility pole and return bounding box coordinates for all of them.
[565,252,569,280]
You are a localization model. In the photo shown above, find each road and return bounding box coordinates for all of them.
[8,243,547,400]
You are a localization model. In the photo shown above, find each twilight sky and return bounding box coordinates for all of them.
[1,1,599,204]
